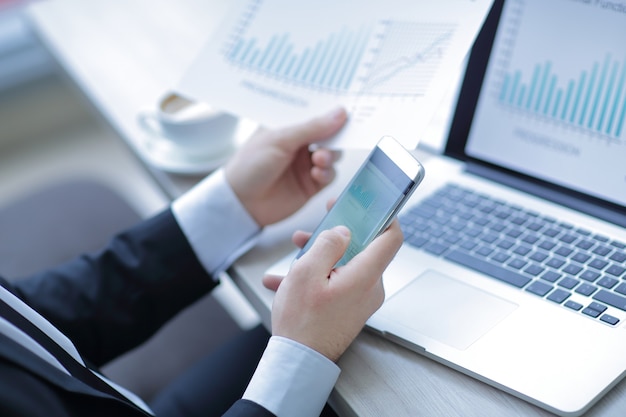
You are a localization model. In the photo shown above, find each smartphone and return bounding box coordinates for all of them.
[296,136,425,267]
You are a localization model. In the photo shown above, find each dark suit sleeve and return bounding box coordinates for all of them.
[4,209,217,366]
[223,399,276,417]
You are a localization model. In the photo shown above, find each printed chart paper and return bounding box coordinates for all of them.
[178,0,494,149]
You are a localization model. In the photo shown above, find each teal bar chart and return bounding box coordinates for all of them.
[227,26,372,92]
[498,55,626,139]
[222,0,458,98]
[349,184,375,210]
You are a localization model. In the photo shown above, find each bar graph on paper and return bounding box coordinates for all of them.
[223,1,456,97]
[178,0,496,149]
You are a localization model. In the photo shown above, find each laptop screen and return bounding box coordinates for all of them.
[447,0,626,219]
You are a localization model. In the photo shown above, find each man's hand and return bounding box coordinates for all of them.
[224,107,347,227]
[263,220,403,362]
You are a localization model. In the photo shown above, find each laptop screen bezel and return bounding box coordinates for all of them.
[443,0,626,228]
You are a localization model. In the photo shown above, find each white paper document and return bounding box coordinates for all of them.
[177,0,494,150]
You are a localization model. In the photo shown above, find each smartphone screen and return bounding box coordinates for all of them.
[297,141,421,267]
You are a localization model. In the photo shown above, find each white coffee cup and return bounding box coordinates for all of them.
[137,92,238,156]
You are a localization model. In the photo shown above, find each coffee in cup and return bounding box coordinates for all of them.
[137,92,238,157]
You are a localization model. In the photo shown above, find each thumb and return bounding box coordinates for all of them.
[278,107,348,151]
[292,226,351,279]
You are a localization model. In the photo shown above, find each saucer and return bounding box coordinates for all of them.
[137,131,236,175]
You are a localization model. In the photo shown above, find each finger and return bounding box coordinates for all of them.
[291,226,350,281]
[311,166,336,186]
[262,274,284,292]
[292,230,312,248]
[277,107,348,151]
[326,197,337,211]
[311,148,342,168]
[311,149,341,187]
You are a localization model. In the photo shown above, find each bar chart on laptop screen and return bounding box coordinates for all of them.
[489,0,626,145]
[466,0,626,208]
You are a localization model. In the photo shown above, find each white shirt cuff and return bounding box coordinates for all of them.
[171,169,261,277]
[243,336,341,417]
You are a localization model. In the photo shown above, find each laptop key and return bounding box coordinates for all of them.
[575,283,597,296]
[582,307,602,318]
[600,314,620,325]
[557,277,579,290]
[423,242,448,256]
[614,282,626,296]
[580,270,601,282]
[547,289,571,304]
[588,302,607,313]
[473,216,490,226]
[496,239,515,250]
[526,281,553,297]
[412,206,437,219]
[539,240,557,251]
[576,239,595,250]
[513,245,532,256]
[589,258,609,270]
[443,234,462,244]
[491,251,511,264]
[527,221,544,232]
[540,270,561,283]
[476,246,494,257]
[593,290,626,311]
[593,234,610,243]
[572,252,591,264]
[546,257,566,269]
[543,228,560,238]
[597,276,618,289]
[592,245,612,256]
[507,258,527,270]
[605,264,626,277]
[524,264,544,276]
[564,300,583,311]
[521,234,540,245]
[458,240,478,251]
[555,246,574,257]
[609,251,626,263]
[406,235,428,248]
[445,250,531,288]
[562,264,583,276]
[529,251,549,262]
[559,234,578,244]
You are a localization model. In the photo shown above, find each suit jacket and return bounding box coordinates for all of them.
[0,209,274,417]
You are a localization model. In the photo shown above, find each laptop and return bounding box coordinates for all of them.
[365,0,626,415]
[269,0,626,415]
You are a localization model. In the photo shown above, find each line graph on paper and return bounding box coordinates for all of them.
[222,0,456,98]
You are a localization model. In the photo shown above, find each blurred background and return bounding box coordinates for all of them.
[0,0,259,403]
[0,0,168,220]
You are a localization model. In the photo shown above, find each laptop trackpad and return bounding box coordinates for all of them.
[379,270,517,350]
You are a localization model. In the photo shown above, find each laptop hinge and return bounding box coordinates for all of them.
[466,161,626,229]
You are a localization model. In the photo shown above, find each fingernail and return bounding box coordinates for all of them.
[333,225,350,237]
[327,106,346,122]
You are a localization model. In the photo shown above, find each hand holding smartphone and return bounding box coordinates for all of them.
[296,136,425,267]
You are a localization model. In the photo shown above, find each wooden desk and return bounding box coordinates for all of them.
[26,1,626,415]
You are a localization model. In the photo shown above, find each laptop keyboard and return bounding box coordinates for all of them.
[399,183,626,326]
